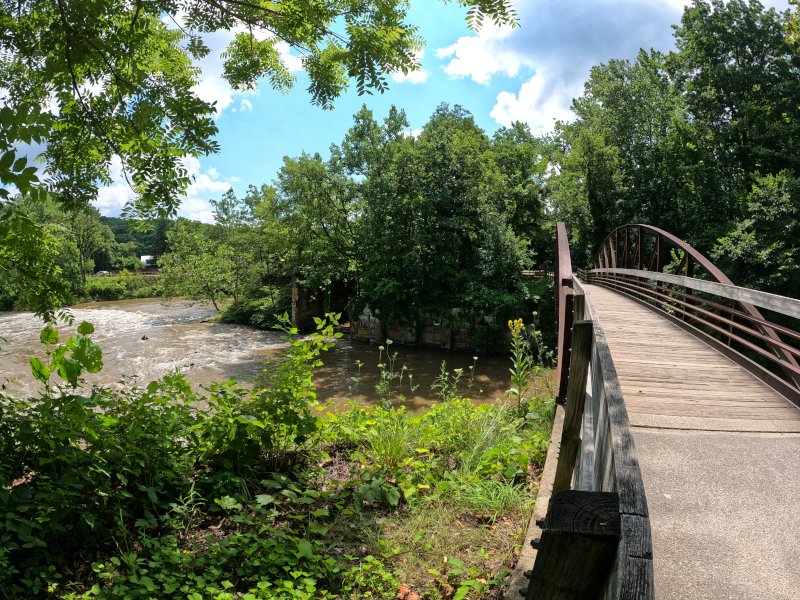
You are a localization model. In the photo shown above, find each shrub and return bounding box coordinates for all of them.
[220,287,292,329]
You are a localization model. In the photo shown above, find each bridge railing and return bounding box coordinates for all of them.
[588,224,800,406]
[554,222,574,402]
[528,224,653,599]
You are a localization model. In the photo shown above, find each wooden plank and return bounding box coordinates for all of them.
[583,284,800,420]
[553,321,593,495]
[527,491,621,600]
[575,342,599,492]
[592,316,650,518]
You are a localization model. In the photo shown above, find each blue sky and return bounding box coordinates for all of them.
[93,0,791,222]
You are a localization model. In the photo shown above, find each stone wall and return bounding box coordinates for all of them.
[350,310,493,351]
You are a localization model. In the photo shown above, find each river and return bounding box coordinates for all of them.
[0,298,514,411]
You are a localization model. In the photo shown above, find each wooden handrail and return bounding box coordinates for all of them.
[554,222,575,402]
[592,268,800,319]
[530,225,654,599]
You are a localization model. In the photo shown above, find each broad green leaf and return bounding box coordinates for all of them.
[39,324,59,345]
[29,356,50,383]
[77,321,94,335]
[296,539,314,559]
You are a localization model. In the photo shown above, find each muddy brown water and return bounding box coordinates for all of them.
[0,299,513,411]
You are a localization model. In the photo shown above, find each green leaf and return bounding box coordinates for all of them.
[29,356,50,383]
[77,321,95,335]
[40,324,59,345]
[71,337,103,373]
[255,494,275,506]
[309,521,329,536]
[57,357,82,387]
[296,539,314,559]
[0,150,14,171]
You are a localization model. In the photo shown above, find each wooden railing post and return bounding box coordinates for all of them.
[526,491,621,600]
[553,320,593,495]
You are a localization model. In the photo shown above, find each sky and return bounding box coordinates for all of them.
[93,0,791,223]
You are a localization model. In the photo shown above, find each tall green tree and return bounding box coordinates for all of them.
[159,219,239,310]
[490,122,551,263]
[70,208,113,281]
[356,104,526,327]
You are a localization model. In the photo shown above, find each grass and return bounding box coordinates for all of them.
[1,313,555,599]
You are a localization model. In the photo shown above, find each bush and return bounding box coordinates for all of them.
[1,315,555,599]
[84,275,126,300]
[220,287,292,329]
[83,271,162,302]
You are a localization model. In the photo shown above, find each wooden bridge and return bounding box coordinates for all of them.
[519,223,800,599]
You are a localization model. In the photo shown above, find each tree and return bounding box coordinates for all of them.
[490,122,550,264]
[0,0,517,217]
[275,152,359,289]
[355,104,526,327]
[712,171,800,296]
[158,219,239,310]
[70,208,113,281]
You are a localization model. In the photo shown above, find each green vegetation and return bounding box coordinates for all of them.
[84,272,163,302]
[0,316,554,599]
[551,0,800,298]
[0,1,517,320]
[0,195,168,310]
[153,104,549,344]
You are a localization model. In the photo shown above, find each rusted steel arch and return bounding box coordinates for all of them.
[594,224,729,281]
[593,224,800,392]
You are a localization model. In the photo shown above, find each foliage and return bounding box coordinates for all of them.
[1,308,554,598]
[0,203,72,319]
[201,104,547,344]
[551,0,800,298]
[0,0,516,215]
[83,271,163,302]
[711,171,800,297]
[159,219,240,310]
[0,1,517,320]
[373,339,417,408]
[220,290,293,330]
[504,316,555,425]
[354,104,530,327]
[431,356,478,403]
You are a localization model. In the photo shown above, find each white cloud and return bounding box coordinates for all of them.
[490,71,574,134]
[403,127,422,138]
[436,24,518,84]
[93,155,237,223]
[392,50,429,84]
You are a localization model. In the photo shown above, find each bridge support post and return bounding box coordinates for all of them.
[553,320,593,495]
[526,490,621,600]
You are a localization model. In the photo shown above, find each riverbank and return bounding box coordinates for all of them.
[0,314,555,599]
[0,298,528,410]
[81,270,163,302]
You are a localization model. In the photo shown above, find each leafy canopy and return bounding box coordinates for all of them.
[0,0,517,218]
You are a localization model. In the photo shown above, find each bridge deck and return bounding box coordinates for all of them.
[582,283,800,599]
